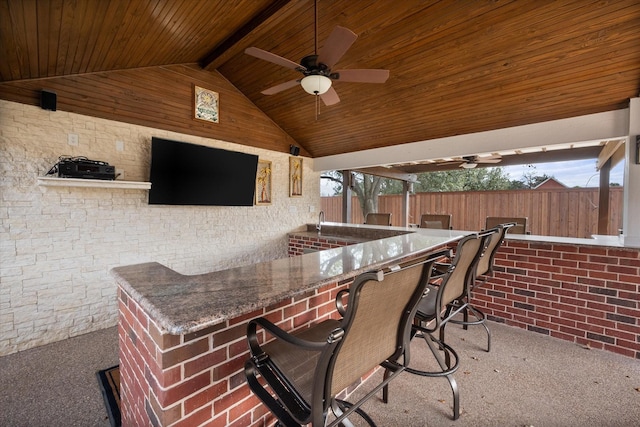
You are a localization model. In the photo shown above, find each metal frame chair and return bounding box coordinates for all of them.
[364,212,392,226]
[419,213,452,229]
[486,216,527,234]
[450,222,515,352]
[386,233,491,420]
[245,249,448,426]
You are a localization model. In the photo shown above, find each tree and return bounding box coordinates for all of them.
[320,171,385,218]
[520,171,553,189]
[320,167,553,222]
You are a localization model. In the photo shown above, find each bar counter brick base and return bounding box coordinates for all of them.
[118,280,350,427]
[473,240,640,359]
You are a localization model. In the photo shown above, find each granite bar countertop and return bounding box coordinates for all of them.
[111,226,464,335]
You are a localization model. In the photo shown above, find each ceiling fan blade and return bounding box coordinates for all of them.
[317,26,357,69]
[477,158,502,164]
[245,47,303,70]
[334,69,390,83]
[261,79,300,95]
[320,86,340,106]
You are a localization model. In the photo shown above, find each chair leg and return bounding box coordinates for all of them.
[466,305,491,352]
[245,360,303,426]
[449,300,491,352]
[405,330,460,420]
[333,400,377,427]
[424,332,460,420]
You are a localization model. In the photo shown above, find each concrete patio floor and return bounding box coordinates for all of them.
[0,321,638,426]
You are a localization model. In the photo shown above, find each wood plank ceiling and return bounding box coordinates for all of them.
[1,0,639,166]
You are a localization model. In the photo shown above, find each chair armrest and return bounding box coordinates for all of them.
[335,289,349,316]
[247,317,342,359]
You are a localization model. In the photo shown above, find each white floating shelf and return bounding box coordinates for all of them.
[37,176,151,190]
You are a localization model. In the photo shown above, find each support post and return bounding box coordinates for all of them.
[623,98,640,247]
[341,170,352,224]
[402,181,411,227]
[597,159,611,235]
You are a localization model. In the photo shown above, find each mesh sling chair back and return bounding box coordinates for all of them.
[419,214,452,230]
[244,249,449,426]
[390,232,491,420]
[364,212,392,226]
[456,222,515,351]
[486,216,527,234]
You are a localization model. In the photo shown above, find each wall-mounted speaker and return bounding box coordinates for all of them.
[41,90,57,111]
[289,145,300,156]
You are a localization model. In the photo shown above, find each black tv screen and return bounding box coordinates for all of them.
[149,137,258,206]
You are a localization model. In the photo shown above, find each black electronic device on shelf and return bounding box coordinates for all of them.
[47,156,116,180]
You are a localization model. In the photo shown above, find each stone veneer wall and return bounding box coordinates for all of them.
[118,279,350,427]
[0,100,320,356]
[475,240,640,359]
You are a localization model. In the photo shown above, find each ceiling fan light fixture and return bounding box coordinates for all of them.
[461,162,478,169]
[301,75,332,95]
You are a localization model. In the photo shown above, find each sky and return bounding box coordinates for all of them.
[501,158,625,187]
[320,159,625,195]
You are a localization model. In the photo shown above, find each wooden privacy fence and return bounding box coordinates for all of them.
[321,187,624,238]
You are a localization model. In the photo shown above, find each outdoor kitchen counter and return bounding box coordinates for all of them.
[110,224,464,335]
[111,223,639,426]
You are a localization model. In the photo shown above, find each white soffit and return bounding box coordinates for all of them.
[313,109,630,172]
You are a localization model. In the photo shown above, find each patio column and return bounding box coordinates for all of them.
[623,97,640,247]
[342,170,352,223]
[402,181,411,227]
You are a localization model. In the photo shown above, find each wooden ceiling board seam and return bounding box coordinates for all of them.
[46,0,64,77]
[199,0,290,70]
[68,0,104,75]
[0,1,25,80]
[366,4,637,95]
[85,1,130,71]
[210,1,312,72]
[60,0,86,76]
[109,0,160,70]
[151,0,229,62]
[35,0,51,78]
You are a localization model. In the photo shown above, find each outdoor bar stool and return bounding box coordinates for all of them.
[384,233,490,420]
[486,216,528,234]
[364,212,392,226]
[244,249,448,427]
[419,213,452,229]
[446,224,513,352]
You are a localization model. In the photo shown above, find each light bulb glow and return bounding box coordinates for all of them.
[300,75,332,95]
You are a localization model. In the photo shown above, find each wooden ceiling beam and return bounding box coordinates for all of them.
[200,0,293,71]
[353,167,417,183]
[597,139,625,170]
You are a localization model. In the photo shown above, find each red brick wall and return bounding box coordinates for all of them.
[290,234,640,359]
[118,236,639,427]
[118,280,349,426]
[473,240,640,359]
[287,234,353,256]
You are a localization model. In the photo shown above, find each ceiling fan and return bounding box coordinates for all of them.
[244,2,389,106]
[459,155,502,169]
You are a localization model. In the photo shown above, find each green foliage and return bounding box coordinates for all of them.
[320,167,556,221]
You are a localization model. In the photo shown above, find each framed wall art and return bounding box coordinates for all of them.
[289,157,303,197]
[255,160,272,205]
[193,85,219,123]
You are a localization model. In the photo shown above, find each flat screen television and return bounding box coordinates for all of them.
[148,137,258,206]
